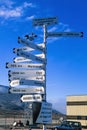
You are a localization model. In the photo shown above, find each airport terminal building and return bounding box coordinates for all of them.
[66,95,87,127]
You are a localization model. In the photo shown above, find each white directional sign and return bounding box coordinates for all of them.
[9,87,44,94]
[9,75,45,81]
[14,54,45,63]
[18,37,45,53]
[36,102,52,124]
[15,51,46,64]
[10,79,45,87]
[8,70,45,76]
[33,17,57,26]
[21,94,42,102]
[47,32,83,37]
[13,57,31,63]
[13,44,45,53]
[13,47,34,53]
[6,63,45,69]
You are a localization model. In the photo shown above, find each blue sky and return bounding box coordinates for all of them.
[0,0,87,114]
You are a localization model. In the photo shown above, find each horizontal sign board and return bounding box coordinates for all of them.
[13,47,34,53]
[10,79,45,87]
[8,70,45,76]
[47,32,83,37]
[13,43,45,53]
[13,57,31,63]
[15,51,46,64]
[14,54,45,63]
[36,102,52,124]
[8,75,45,81]
[6,63,45,69]
[21,94,42,102]
[18,37,45,53]
[33,17,57,26]
[9,87,44,94]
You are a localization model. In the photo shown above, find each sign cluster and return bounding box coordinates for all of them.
[6,38,46,102]
[6,16,83,125]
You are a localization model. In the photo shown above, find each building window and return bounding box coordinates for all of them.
[77,116,81,120]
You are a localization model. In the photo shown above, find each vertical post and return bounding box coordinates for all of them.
[43,24,47,102]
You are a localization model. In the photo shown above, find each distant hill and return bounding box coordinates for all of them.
[0,93,25,115]
[0,91,66,120]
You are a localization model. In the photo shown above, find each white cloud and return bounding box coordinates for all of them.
[23,2,33,8]
[48,27,57,32]
[0,0,35,20]
[0,0,14,8]
[26,15,35,21]
[47,22,71,43]
[64,28,71,32]
[0,7,22,19]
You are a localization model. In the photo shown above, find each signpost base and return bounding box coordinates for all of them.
[43,124,46,130]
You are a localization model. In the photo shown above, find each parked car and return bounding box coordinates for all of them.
[61,120,82,130]
[52,125,74,130]
[52,120,82,130]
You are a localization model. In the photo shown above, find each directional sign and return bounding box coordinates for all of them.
[21,94,42,102]
[35,102,52,124]
[15,51,46,64]
[8,70,45,76]
[9,87,44,94]
[13,47,34,53]
[10,79,45,87]
[33,17,57,26]
[47,32,83,37]
[13,57,31,63]
[13,44,45,53]
[14,54,45,63]
[6,63,45,69]
[8,75,45,81]
[18,37,45,53]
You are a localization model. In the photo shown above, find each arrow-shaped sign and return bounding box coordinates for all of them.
[47,32,83,37]
[9,87,44,94]
[8,75,45,81]
[13,43,45,53]
[13,57,31,63]
[13,53,45,63]
[8,70,45,75]
[18,37,45,53]
[13,47,34,53]
[21,94,42,102]
[6,63,45,69]
[10,79,45,87]
[14,51,46,64]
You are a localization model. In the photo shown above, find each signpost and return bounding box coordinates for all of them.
[6,16,83,127]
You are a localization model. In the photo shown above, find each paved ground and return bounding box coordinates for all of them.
[0,126,86,130]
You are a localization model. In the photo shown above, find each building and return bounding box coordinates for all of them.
[66,95,87,127]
